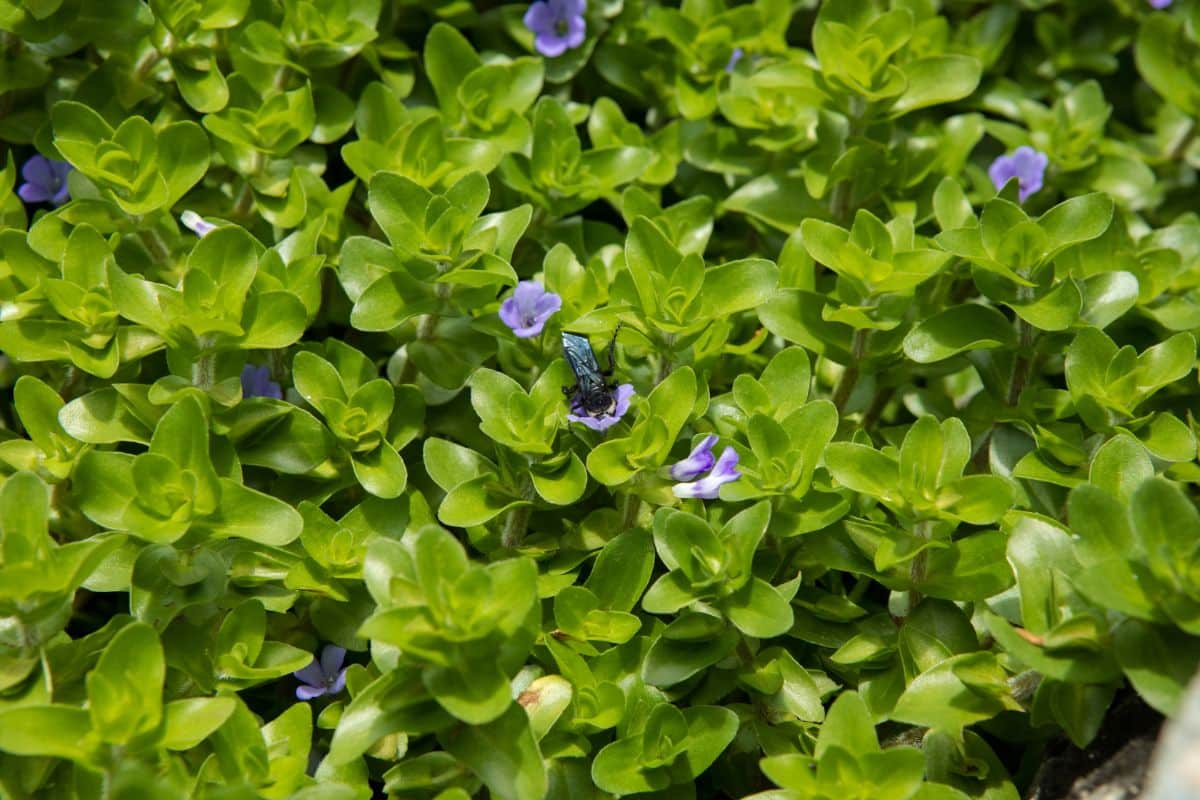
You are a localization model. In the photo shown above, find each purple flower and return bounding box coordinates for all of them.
[1148,0,1172,8]
[499,281,562,338]
[181,210,217,237]
[725,48,744,73]
[672,445,741,500]
[670,434,718,481]
[294,645,348,700]
[17,156,72,207]
[524,0,586,58]
[568,383,635,432]
[241,364,283,400]
[988,146,1049,204]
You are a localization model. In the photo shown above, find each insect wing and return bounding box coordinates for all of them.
[561,332,603,381]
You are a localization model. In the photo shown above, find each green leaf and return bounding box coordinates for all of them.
[678,705,739,778]
[725,578,794,638]
[0,706,95,761]
[439,703,547,800]
[352,442,409,499]
[585,529,655,613]
[903,304,1017,363]
[815,691,879,758]
[699,258,779,318]
[1038,193,1114,260]
[87,622,164,744]
[890,55,982,116]
[201,479,303,545]
[162,697,238,750]
[1114,619,1200,715]
[425,23,481,120]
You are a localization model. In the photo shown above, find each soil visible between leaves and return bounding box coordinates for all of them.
[1026,694,1162,800]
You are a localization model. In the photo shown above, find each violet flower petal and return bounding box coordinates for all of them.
[22,156,54,188]
[241,364,283,399]
[567,383,635,431]
[50,181,70,206]
[296,683,327,700]
[525,0,586,57]
[563,15,586,49]
[294,659,324,687]
[726,47,744,73]
[329,668,348,696]
[670,434,719,481]
[320,645,347,678]
[988,146,1049,204]
[524,0,554,31]
[672,446,741,500]
[535,32,570,58]
[17,156,72,207]
[498,296,524,330]
[500,281,561,338]
[17,182,51,204]
[181,210,217,237]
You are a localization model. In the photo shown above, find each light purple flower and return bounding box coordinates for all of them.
[670,434,718,481]
[181,210,217,237]
[725,48,744,73]
[241,364,283,400]
[17,156,72,206]
[568,383,635,432]
[524,0,586,58]
[672,446,741,500]
[988,146,1049,204]
[1148,0,1172,8]
[500,281,562,338]
[294,645,348,700]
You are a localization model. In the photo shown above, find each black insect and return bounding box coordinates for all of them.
[562,324,622,418]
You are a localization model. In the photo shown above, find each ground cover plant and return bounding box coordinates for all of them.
[1,0,1200,797]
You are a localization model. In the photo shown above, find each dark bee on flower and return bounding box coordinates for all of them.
[561,325,635,432]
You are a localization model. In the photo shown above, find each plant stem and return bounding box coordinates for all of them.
[830,96,866,225]
[621,493,642,530]
[655,333,676,384]
[232,181,255,218]
[907,518,933,612]
[832,330,869,413]
[501,504,532,550]
[192,352,216,391]
[396,313,439,385]
[1007,287,1037,407]
[862,384,895,431]
[137,226,171,265]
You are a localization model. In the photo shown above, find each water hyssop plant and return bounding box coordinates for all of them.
[1,0,1200,798]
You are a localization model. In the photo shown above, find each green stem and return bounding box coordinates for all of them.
[832,330,869,413]
[58,365,85,401]
[848,575,872,603]
[830,96,867,225]
[655,333,677,384]
[137,226,171,265]
[621,493,642,530]
[1007,287,1037,407]
[396,313,439,385]
[1168,117,1197,161]
[232,180,255,218]
[862,384,895,431]
[501,503,532,549]
[907,518,933,612]
[192,352,216,391]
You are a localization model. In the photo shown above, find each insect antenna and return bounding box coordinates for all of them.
[602,321,623,376]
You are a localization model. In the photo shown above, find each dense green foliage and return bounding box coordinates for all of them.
[2,0,1200,797]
